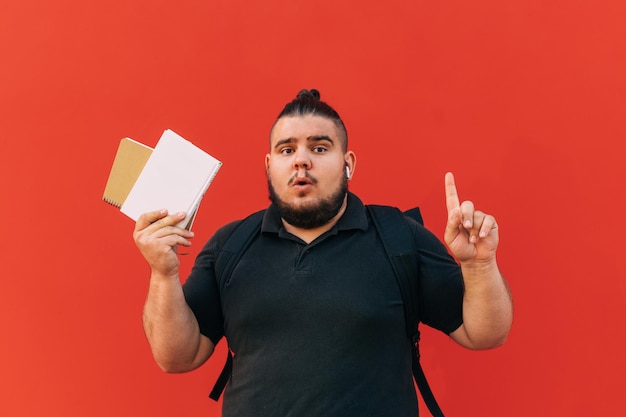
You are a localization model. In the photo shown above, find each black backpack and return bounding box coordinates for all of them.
[208,205,445,417]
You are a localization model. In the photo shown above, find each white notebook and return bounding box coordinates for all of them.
[119,129,222,230]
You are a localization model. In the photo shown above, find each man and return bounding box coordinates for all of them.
[134,89,513,416]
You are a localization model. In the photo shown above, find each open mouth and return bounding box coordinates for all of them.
[289,173,316,186]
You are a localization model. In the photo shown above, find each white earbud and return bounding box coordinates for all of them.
[345,166,351,179]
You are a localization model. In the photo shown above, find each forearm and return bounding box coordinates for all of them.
[454,258,513,350]
[143,271,212,372]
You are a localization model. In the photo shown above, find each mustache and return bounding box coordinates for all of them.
[288,171,318,185]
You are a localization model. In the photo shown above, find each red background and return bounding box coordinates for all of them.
[1,1,624,416]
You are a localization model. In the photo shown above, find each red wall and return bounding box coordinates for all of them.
[1,1,624,416]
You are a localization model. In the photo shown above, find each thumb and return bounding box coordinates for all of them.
[444,207,463,245]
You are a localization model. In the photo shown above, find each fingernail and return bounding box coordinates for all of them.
[465,220,472,228]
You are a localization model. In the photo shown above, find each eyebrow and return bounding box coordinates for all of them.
[273,135,335,149]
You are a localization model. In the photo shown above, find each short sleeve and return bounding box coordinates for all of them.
[182,222,240,345]
[408,218,464,335]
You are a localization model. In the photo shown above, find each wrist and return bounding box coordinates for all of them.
[150,269,180,283]
[460,257,499,275]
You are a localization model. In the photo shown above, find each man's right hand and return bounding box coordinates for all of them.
[133,210,195,278]
[136,210,213,372]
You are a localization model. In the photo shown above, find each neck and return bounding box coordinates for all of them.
[282,196,348,244]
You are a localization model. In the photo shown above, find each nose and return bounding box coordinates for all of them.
[293,148,311,171]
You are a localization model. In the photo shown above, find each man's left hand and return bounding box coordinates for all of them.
[444,172,499,265]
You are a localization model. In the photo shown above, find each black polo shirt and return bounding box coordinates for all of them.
[184,192,464,417]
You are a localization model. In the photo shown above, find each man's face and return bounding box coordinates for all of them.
[265,114,356,229]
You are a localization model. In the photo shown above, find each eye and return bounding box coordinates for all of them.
[279,147,294,155]
[312,146,327,153]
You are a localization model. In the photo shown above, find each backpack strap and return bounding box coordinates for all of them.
[209,209,265,401]
[214,209,266,289]
[367,205,421,340]
[367,205,445,417]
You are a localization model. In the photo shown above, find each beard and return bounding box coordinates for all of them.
[268,174,348,229]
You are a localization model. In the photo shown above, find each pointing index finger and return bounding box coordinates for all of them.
[445,172,460,212]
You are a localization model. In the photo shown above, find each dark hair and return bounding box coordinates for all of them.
[272,89,348,151]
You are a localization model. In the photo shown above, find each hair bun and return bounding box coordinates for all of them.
[296,89,321,100]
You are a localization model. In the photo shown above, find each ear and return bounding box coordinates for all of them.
[344,151,356,179]
[265,154,270,171]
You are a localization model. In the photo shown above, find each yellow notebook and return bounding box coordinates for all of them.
[103,129,222,230]
[102,138,153,208]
